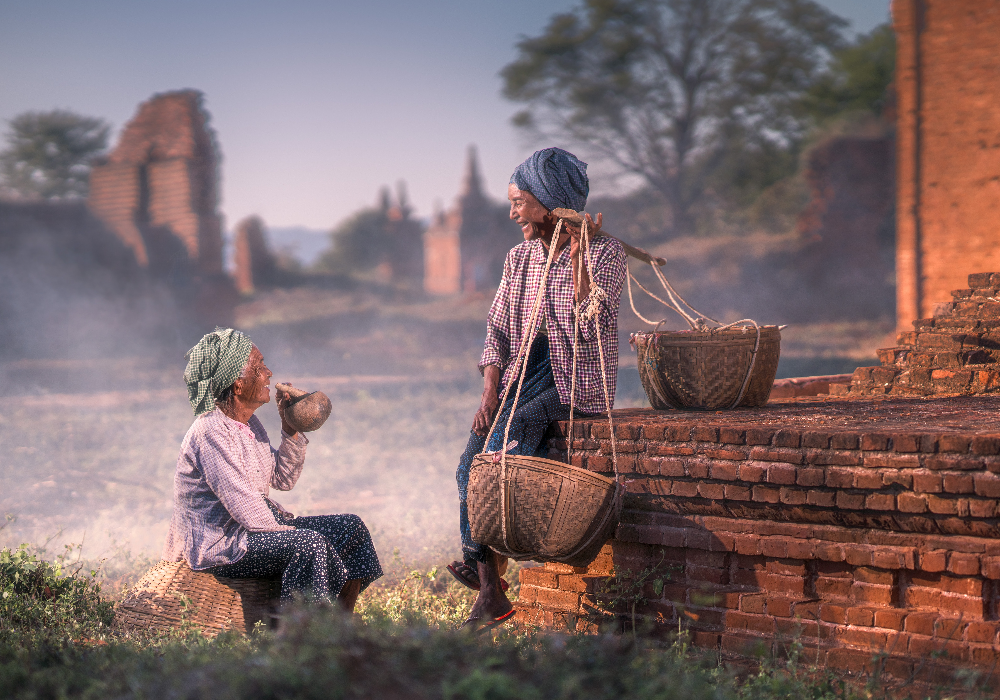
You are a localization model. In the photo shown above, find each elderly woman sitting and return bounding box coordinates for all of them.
[162,328,382,611]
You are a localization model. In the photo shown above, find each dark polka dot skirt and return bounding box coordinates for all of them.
[208,507,383,602]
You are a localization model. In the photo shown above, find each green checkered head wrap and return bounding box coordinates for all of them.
[184,328,254,415]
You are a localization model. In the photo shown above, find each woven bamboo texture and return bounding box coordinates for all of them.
[467,454,622,568]
[115,560,279,636]
[635,326,781,410]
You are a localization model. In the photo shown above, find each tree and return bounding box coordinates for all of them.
[800,23,895,123]
[502,0,846,235]
[0,110,110,200]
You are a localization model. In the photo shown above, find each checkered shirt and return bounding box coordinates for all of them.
[162,409,309,570]
[480,236,627,414]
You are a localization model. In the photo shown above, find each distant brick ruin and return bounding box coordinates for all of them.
[87,89,235,323]
[795,132,895,319]
[424,147,518,295]
[233,216,278,295]
[895,0,1000,329]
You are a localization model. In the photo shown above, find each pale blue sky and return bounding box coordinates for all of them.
[0,0,891,230]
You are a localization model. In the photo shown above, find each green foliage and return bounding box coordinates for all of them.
[0,110,110,200]
[0,545,114,641]
[801,24,896,124]
[502,0,847,235]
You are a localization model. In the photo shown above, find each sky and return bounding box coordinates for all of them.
[0,0,891,232]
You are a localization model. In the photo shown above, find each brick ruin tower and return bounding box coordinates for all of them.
[423,146,517,294]
[88,90,235,323]
[894,0,1000,330]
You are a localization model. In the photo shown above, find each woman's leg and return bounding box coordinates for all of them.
[207,529,334,602]
[290,514,383,595]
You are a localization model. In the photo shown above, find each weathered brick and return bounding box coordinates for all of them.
[807,490,836,507]
[773,429,800,448]
[745,428,775,445]
[830,433,859,450]
[836,491,866,510]
[860,433,891,451]
[865,493,895,511]
[893,434,922,453]
[948,552,981,576]
[853,470,883,489]
[938,434,971,453]
[974,473,1000,497]
[702,448,747,461]
[807,449,863,466]
[942,472,974,493]
[825,468,854,488]
[801,431,832,449]
[912,472,943,493]
[897,493,928,513]
[739,463,766,482]
[752,485,780,504]
[971,436,1000,455]
[691,426,719,442]
[926,494,959,515]
[919,550,947,573]
[724,484,752,501]
[659,458,685,477]
[874,609,906,631]
[698,482,725,500]
[749,446,804,464]
[779,487,807,505]
[796,467,824,487]
[718,427,745,444]
[766,464,797,485]
[863,452,921,468]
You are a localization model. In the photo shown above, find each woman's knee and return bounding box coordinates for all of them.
[289,529,330,560]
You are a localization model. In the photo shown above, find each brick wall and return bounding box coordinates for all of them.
[894,0,1000,329]
[516,398,1000,684]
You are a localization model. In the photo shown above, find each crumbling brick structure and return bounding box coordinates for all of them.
[424,147,518,295]
[517,399,1000,686]
[233,216,278,295]
[87,90,234,324]
[894,0,1000,330]
[795,134,895,320]
[849,272,1000,397]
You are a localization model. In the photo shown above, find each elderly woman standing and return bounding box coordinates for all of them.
[448,148,627,629]
[163,328,382,611]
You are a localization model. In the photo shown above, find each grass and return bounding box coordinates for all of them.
[2,545,965,700]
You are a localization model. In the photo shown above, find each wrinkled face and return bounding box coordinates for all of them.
[236,346,272,406]
[508,184,552,241]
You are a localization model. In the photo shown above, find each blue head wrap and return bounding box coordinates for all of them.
[509,147,589,213]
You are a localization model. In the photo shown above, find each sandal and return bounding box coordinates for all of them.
[447,561,510,592]
[460,608,516,633]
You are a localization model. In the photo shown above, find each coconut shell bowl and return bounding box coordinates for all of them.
[274,383,332,433]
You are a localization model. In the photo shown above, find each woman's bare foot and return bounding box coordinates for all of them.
[464,551,512,627]
[339,579,362,612]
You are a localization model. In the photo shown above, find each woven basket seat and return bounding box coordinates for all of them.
[115,560,279,636]
[634,326,781,410]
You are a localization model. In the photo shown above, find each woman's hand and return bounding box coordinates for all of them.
[276,385,298,438]
[473,365,502,436]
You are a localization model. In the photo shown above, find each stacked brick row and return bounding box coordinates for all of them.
[516,400,1000,684]
[850,272,1000,397]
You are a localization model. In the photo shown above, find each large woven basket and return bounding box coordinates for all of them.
[115,561,279,636]
[635,326,781,410]
[467,454,623,568]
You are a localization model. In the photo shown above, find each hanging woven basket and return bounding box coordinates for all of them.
[467,453,623,567]
[634,326,781,410]
[466,216,623,568]
[115,560,279,636]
